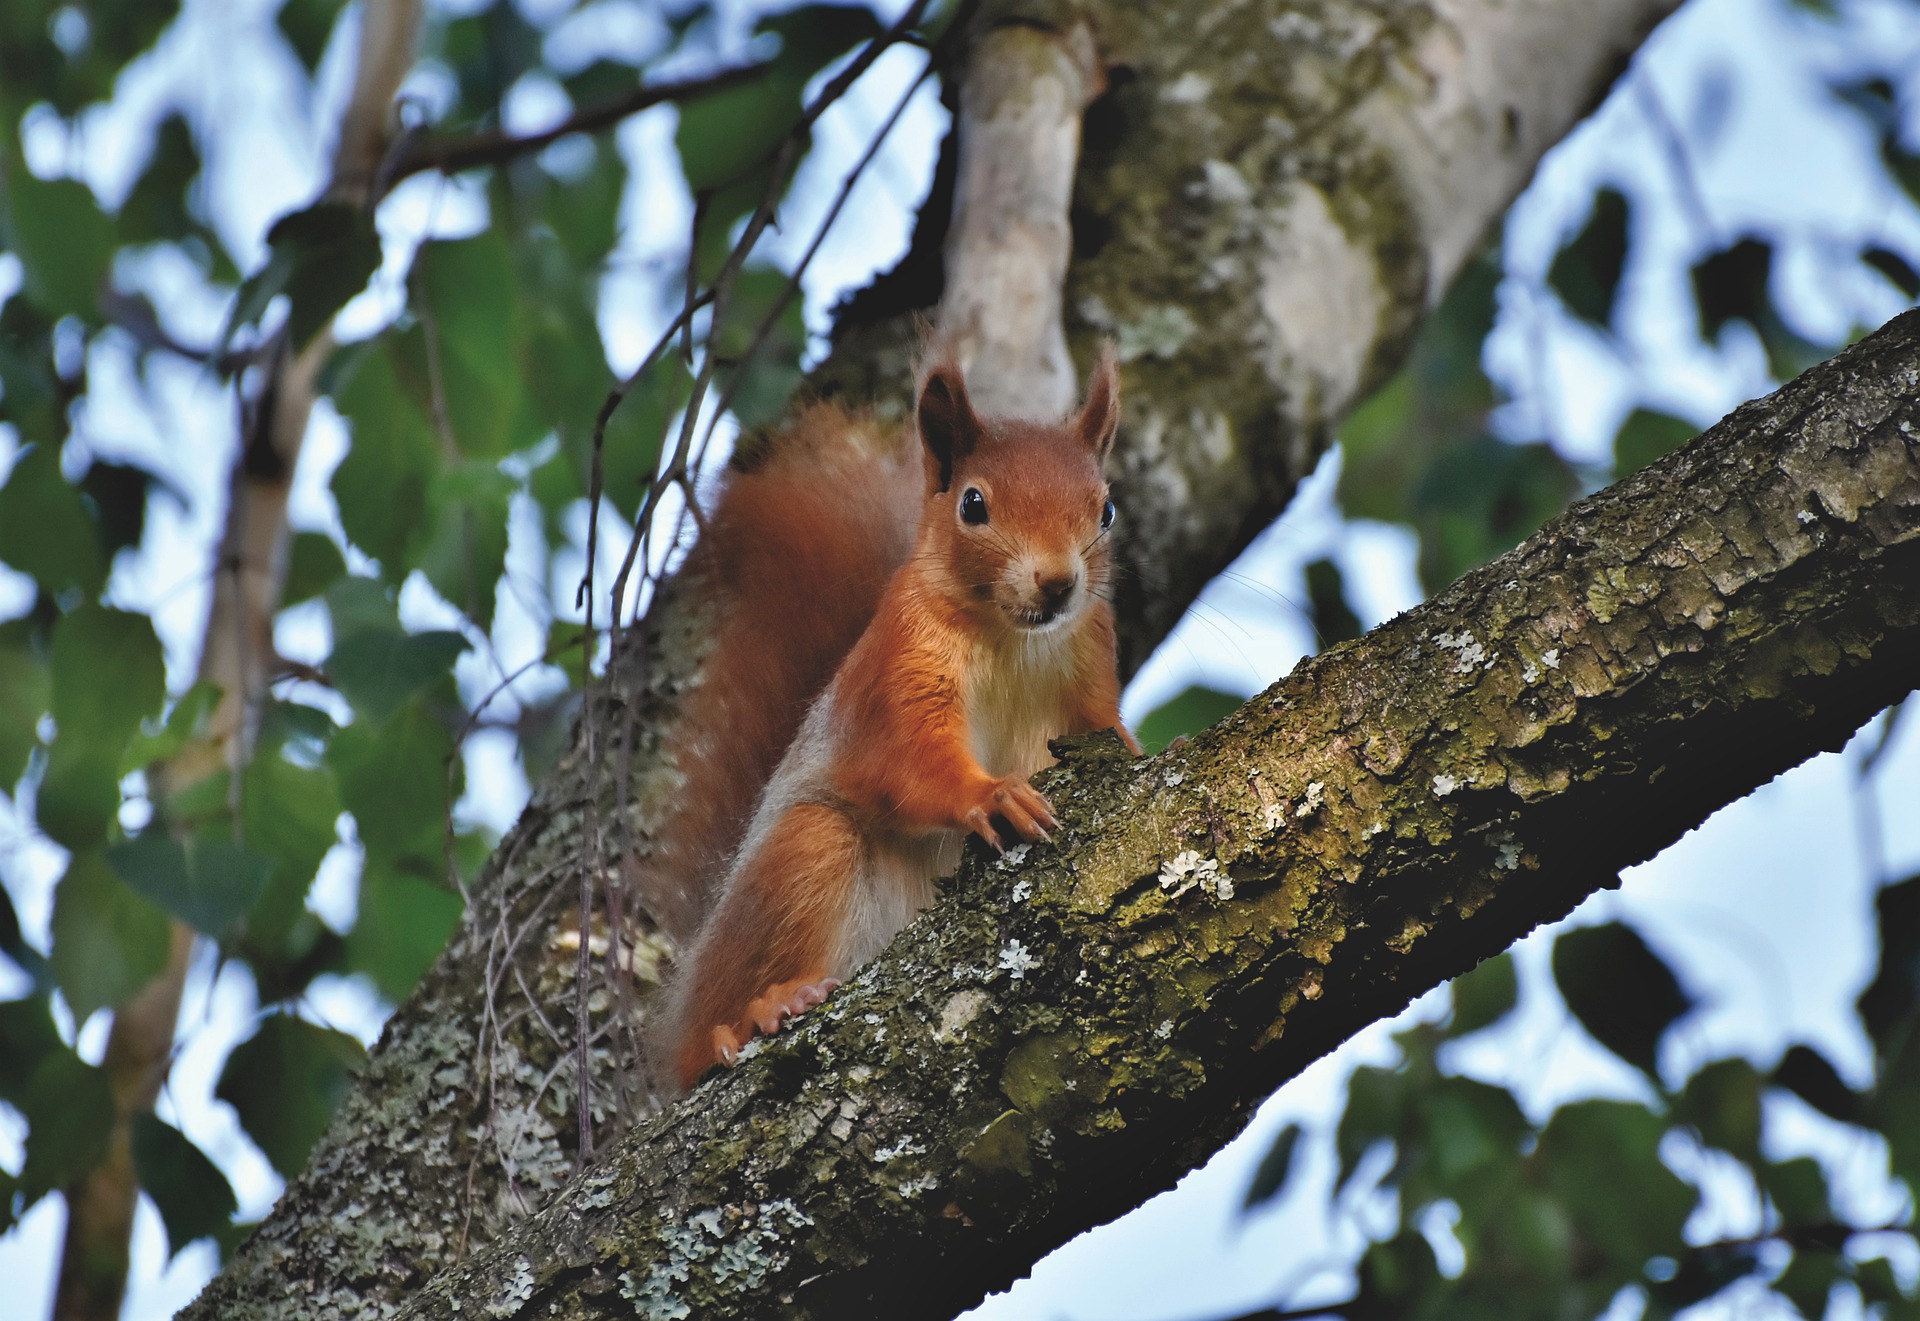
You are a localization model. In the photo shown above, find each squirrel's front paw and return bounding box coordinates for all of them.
[709,976,841,1067]
[960,775,1058,851]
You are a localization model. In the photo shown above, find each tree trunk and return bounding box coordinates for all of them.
[181,0,1693,1315]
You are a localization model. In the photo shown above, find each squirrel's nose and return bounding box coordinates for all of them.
[1036,572,1078,611]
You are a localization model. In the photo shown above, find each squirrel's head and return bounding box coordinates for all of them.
[914,347,1120,635]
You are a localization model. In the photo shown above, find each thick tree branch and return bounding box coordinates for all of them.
[389,306,1920,1321]
[183,0,1685,1315]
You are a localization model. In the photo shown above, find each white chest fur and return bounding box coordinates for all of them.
[966,625,1076,780]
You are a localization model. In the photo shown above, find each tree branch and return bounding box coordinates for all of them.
[385,63,771,189]
[383,309,1920,1319]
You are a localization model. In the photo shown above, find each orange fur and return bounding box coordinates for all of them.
[663,350,1136,1091]
[644,407,920,940]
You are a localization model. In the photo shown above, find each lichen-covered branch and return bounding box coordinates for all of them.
[392,306,1920,1321]
[182,0,1682,1316]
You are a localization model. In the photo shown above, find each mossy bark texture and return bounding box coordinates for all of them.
[379,311,1920,1321]
[183,0,1695,1317]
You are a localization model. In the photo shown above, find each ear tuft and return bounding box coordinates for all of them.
[1077,344,1121,460]
[916,359,981,491]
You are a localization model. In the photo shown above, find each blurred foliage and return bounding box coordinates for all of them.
[1239,897,1920,1321]
[0,0,925,1260]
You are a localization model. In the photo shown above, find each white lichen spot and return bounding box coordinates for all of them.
[487,1257,536,1319]
[935,989,990,1042]
[1542,648,1561,670]
[1521,660,1541,684]
[1432,773,1460,797]
[765,1199,813,1230]
[1154,1019,1175,1040]
[1159,849,1217,899]
[898,1174,941,1197]
[1295,781,1326,818]
[711,1236,774,1288]
[1202,158,1254,206]
[1797,508,1817,525]
[876,1137,928,1162]
[1162,69,1212,103]
[1432,630,1489,674]
[999,843,1031,868]
[1115,304,1198,362]
[847,1064,873,1084]
[1011,878,1033,904]
[864,1013,883,1025]
[1163,769,1185,787]
[998,939,1040,980]
[1361,820,1386,840]
[1491,831,1522,871]
[619,1267,690,1321]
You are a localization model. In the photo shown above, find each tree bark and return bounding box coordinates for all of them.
[383,309,1920,1321]
[182,0,1684,1316]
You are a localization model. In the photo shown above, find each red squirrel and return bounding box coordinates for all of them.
[662,348,1139,1091]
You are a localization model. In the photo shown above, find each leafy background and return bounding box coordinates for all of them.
[0,0,1916,1317]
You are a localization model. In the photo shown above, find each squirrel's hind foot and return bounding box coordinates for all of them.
[710,976,842,1067]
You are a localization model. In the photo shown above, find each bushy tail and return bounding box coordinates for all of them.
[644,404,921,941]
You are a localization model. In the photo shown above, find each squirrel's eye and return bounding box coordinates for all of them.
[960,488,989,525]
[1100,499,1116,531]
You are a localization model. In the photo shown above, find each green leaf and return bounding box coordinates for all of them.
[410,232,535,460]
[328,697,457,867]
[239,749,341,959]
[277,0,345,72]
[35,742,122,847]
[327,626,466,727]
[130,1114,237,1257]
[18,1047,115,1205]
[123,680,221,774]
[1692,237,1773,343]
[1771,1044,1861,1125]
[1135,685,1242,755]
[1535,1099,1694,1269]
[0,629,50,788]
[49,849,173,1022]
[1548,187,1631,329]
[416,460,513,630]
[1337,1063,1407,1188]
[0,442,110,597]
[1675,1058,1762,1159]
[107,832,275,937]
[215,1014,364,1178]
[51,603,167,746]
[117,114,205,248]
[228,201,381,350]
[0,993,62,1105]
[1242,1123,1302,1213]
[587,352,690,522]
[1,170,115,321]
[1449,953,1518,1037]
[711,265,806,430]
[283,531,347,607]
[1551,921,1693,1080]
[1865,246,1920,300]
[1303,557,1361,647]
[1613,409,1698,479]
[342,864,463,1002]
[1772,1249,1840,1321]
[330,331,442,574]
[1759,1156,1831,1226]
[1860,874,1920,1053]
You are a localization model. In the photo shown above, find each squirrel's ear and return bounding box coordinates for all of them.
[917,361,981,492]
[1076,345,1120,461]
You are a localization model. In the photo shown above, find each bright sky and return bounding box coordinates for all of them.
[1,0,1918,1318]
